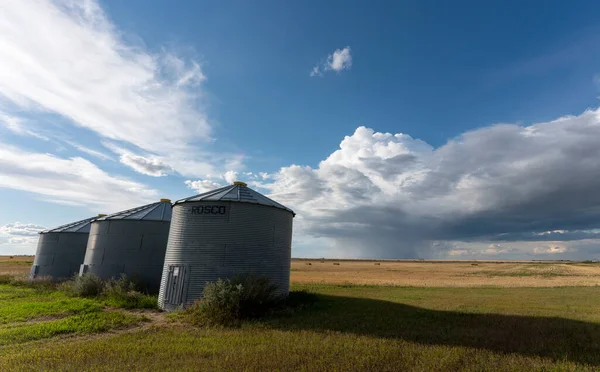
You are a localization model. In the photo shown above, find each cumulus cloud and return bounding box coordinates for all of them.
[0,222,48,255]
[0,141,158,212]
[223,170,239,184]
[262,108,600,259]
[0,222,44,239]
[0,222,45,253]
[311,46,352,77]
[184,169,250,194]
[533,244,569,255]
[185,180,224,193]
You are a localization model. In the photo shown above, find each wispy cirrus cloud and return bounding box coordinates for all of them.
[0,0,246,179]
[311,46,352,77]
[0,113,48,140]
[0,141,158,212]
[0,0,209,152]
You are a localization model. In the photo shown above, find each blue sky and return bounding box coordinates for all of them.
[2,0,600,259]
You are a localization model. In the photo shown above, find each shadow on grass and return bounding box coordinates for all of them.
[267,294,600,366]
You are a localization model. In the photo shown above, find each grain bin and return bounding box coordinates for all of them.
[158,182,295,311]
[80,199,172,293]
[30,215,101,280]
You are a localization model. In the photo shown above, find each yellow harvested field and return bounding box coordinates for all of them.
[291,259,600,287]
[0,255,34,276]
[4,256,600,287]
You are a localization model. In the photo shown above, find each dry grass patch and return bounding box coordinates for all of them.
[291,260,600,287]
[0,256,34,276]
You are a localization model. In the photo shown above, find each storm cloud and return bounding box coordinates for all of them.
[263,109,600,259]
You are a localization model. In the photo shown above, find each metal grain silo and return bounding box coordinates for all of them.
[158,182,295,311]
[80,199,172,293]
[30,215,101,280]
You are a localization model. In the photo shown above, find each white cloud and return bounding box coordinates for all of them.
[0,222,45,253]
[262,108,600,259]
[0,141,158,212]
[484,244,515,255]
[0,0,249,179]
[0,113,48,140]
[223,170,239,184]
[185,180,224,193]
[0,0,234,176]
[0,222,47,255]
[63,140,112,161]
[311,46,352,77]
[0,222,44,239]
[533,244,569,255]
[329,47,353,71]
[119,153,174,177]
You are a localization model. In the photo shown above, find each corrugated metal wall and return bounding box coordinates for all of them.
[158,201,293,311]
[81,220,170,293]
[30,232,89,280]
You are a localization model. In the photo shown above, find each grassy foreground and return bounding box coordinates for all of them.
[0,283,147,347]
[1,284,600,371]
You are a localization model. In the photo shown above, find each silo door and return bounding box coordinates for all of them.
[79,264,89,275]
[165,265,186,308]
[30,265,39,279]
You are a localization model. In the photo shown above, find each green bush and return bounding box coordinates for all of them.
[192,278,244,326]
[103,274,139,296]
[232,274,280,319]
[181,274,283,327]
[72,274,104,297]
[102,275,156,309]
[61,274,156,309]
[0,275,12,285]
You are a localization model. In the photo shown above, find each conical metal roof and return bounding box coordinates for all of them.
[96,200,172,222]
[175,182,295,215]
[41,216,97,234]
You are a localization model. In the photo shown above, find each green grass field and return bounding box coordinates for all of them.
[0,284,147,348]
[1,282,600,371]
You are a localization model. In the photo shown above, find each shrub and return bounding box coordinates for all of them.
[103,274,139,296]
[182,274,281,327]
[190,278,244,327]
[60,274,157,309]
[102,274,157,309]
[0,275,12,285]
[232,274,280,319]
[72,273,104,297]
